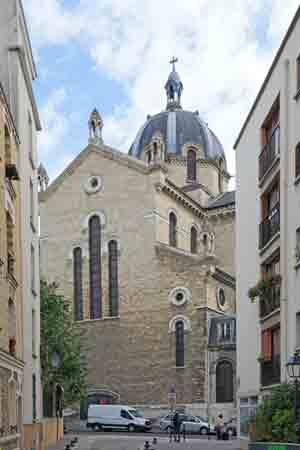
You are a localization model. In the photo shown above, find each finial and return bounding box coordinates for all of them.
[165,58,183,110]
[88,108,103,146]
[169,56,178,72]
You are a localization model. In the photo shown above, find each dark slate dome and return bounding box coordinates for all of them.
[130,59,226,166]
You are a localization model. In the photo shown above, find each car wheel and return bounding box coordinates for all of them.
[128,424,135,432]
[200,427,209,435]
[93,423,102,432]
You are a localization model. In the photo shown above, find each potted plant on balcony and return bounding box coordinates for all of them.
[248,275,281,303]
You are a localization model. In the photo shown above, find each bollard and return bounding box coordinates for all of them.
[144,441,151,450]
[152,438,157,446]
[65,445,71,450]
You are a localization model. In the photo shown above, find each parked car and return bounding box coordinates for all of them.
[160,413,214,435]
[87,405,152,432]
[225,418,237,437]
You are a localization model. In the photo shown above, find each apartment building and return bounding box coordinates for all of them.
[0,0,42,444]
[235,6,300,448]
[0,83,23,450]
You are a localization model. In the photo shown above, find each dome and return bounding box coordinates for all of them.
[129,58,226,167]
[130,109,226,164]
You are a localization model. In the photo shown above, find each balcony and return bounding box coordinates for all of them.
[260,282,281,318]
[261,354,281,387]
[259,124,280,181]
[259,203,280,249]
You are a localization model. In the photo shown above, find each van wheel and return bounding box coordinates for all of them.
[128,424,135,432]
[93,423,102,432]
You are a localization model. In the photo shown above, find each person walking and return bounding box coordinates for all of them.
[216,414,225,440]
[172,411,181,443]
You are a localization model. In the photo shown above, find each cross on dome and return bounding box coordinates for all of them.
[165,57,183,110]
[170,56,178,72]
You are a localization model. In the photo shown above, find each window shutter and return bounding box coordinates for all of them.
[262,330,272,361]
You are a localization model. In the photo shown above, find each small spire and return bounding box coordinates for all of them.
[165,57,183,110]
[88,108,103,146]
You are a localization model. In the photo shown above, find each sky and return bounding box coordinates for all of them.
[24,0,300,185]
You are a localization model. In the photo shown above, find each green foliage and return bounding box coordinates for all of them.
[40,280,88,407]
[253,383,298,442]
[248,275,282,303]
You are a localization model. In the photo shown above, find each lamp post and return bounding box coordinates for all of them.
[51,352,62,441]
[286,351,300,440]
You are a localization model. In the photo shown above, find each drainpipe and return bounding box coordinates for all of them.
[281,58,290,379]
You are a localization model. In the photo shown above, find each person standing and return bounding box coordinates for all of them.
[172,411,180,442]
[216,414,225,440]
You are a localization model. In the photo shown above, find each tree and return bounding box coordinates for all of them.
[40,280,88,412]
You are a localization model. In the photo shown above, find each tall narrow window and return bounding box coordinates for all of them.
[32,374,37,421]
[297,54,300,92]
[187,149,197,182]
[169,212,177,248]
[216,361,234,403]
[190,226,197,254]
[175,320,184,367]
[89,215,102,319]
[31,244,36,293]
[73,247,83,321]
[108,240,119,317]
[296,143,300,178]
[30,179,35,229]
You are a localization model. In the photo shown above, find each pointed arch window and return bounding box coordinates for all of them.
[187,149,197,182]
[216,360,234,403]
[175,320,185,367]
[169,212,177,248]
[73,247,83,321]
[108,240,119,317]
[89,215,102,319]
[190,226,198,254]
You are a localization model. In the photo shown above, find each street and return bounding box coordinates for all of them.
[59,433,238,450]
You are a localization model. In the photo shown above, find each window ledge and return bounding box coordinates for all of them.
[76,316,120,324]
[30,219,37,233]
[260,382,281,391]
[259,154,280,188]
[259,231,280,256]
[295,175,300,186]
[260,307,280,323]
[294,87,300,101]
[295,260,300,271]
[174,366,185,370]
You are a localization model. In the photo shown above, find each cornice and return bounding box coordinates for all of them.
[211,266,236,288]
[0,349,25,371]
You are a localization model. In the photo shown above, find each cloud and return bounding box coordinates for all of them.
[26,0,299,183]
[39,88,69,159]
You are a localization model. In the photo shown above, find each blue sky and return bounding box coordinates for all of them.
[25,0,299,182]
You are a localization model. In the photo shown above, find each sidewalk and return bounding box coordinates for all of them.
[45,435,80,450]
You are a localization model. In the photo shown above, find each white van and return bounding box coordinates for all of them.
[87,405,152,432]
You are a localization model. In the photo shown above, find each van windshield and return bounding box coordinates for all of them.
[128,409,144,418]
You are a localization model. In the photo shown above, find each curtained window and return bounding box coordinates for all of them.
[89,215,102,319]
[190,226,198,254]
[187,149,197,181]
[216,361,233,403]
[175,321,185,367]
[169,212,177,248]
[108,240,119,317]
[73,247,83,321]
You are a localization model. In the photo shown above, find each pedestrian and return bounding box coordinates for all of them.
[216,414,224,440]
[172,410,180,443]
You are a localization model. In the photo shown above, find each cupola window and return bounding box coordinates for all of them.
[187,149,197,182]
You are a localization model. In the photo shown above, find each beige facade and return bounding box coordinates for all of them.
[40,120,236,420]
[235,6,300,447]
[0,83,24,450]
[0,0,43,438]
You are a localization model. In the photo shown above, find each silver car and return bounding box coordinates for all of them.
[160,413,214,435]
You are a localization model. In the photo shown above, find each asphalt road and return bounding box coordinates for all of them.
[60,433,238,450]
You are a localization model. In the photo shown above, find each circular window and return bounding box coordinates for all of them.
[217,288,226,310]
[169,287,191,307]
[84,176,102,194]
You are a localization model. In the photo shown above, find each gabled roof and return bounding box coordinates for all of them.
[206,191,235,210]
[39,142,162,202]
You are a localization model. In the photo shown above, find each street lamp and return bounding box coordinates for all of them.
[286,351,300,439]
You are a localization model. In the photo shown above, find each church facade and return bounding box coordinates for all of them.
[39,63,236,420]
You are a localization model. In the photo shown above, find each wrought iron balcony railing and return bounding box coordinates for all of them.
[259,125,280,181]
[259,203,280,249]
[260,283,281,318]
